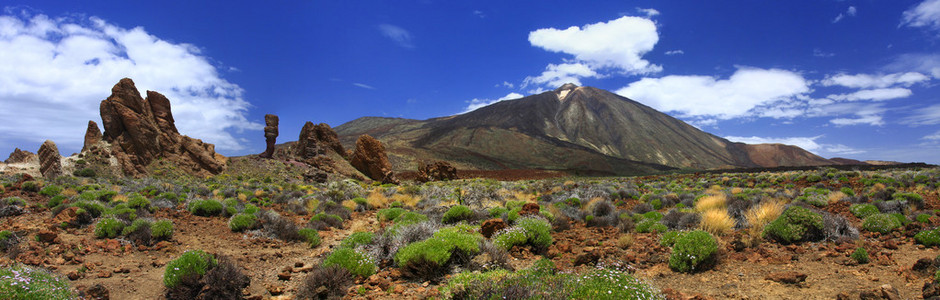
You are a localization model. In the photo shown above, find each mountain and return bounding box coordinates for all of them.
[335,84,834,175]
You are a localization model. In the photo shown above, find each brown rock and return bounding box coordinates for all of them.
[349,134,398,184]
[277,271,291,280]
[4,148,37,164]
[37,229,58,243]
[82,120,103,152]
[480,218,508,238]
[96,270,112,278]
[83,283,110,300]
[52,207,81,228]
[67,270,81,280]
[98,78,225,177]
[416,161,457,183]
[260,114,279,158]
[37,140,63,178]
[573,251,599,267]
[765,271,807,284]
[924,281,940,299]
[519,203,541,217]
[265,284,284,296]
[879,284,900,300]
[295,122,345,159]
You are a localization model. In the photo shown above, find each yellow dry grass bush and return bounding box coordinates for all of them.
[699,209,734,236]
[367,189,390,209]
[511,191,537,203]
[870,183,886,192]
[110,185,122,193]
[731,187,744,195]
[237,194,248,201]
[585,197,605,211]
[616,234,634,249]
[304,198,319,213]
[551,186,563,193]
[744,200,784,231]
[253,189,265,198]
[61,188,78,197]
[111,194,128,203]
[695,194,727,212]
[563,180,576,186]
[341,200,357,211]
[389,193,421,208]
[828,191,847,204]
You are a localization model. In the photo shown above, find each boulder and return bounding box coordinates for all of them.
[260,114,278,158]
[349,134,398,184]
[416,161,457,183]
[480,218,507,238]
[519,203,541,217]
[765,271,806,284]
[295,122,345,160]
[4,148,37,164]
[82,120,103,152]
[37,140,63,178]
[98,78,225,177]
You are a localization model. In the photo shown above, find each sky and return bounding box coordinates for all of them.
[1,0,940,164]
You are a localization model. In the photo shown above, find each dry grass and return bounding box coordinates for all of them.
[731,187,744,195]
[616,234,634,249]
[695,194,727,212]
[367,189,390,208]
[304,198,320,213]
[341,200,357,211]
[828,191,847,203]
[389,193,421,208]
[61,188,77,197]
[699,209,734,236]
[237,194,248,201]
[744,200,784,231]
[111,194,129,203]
[253,189,266,198]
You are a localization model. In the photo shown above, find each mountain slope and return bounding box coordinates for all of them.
[336,84,833,174]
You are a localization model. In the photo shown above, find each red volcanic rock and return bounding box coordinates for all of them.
[480,218,508,238]
[98,78,225,177]
[416,161,457,183]
[4,148,37,164]
[260,114,279,159]
[295,122,345,160]
[765,271,806,284]
[519,203,541,217]
[37,140,63,178]
[349,134,398,184]
[82,121,103,152]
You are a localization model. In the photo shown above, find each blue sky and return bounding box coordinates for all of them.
[1,0,940,164]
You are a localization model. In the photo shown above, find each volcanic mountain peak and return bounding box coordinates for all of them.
[555,83,579,101]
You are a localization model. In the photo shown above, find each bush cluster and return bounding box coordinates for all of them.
[763,206,824,244]
[163,251,248,300]
[668,230,718,273]
[395,226,482,280]
[323,248,377,278]
[862,213,901,234]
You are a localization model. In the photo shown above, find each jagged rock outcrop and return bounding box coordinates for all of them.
[416,161,457,182]
[82,120,103,152]
[4,148,37,164]
[98,78,225,177]
[260,114,279,158]
[349,134,398,184]
[37,140,63,178]
[295,122,345,160]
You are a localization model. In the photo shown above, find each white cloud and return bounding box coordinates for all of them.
[528,16,661,80]
[636,8,660,18]
[821,72,929,88]
[378,24,413,48]
[523,63,598,88]
[886,54,940,78]
[903,104,940,125]
[725,135,863,155]
[902,0,940,32]
[813,48,835,57]
[830,115,884,126]
[826,88,913,101]
[353,83,375,89]
[462,92,524,113]
[0,13,261,153]
[616,67,809,119]
[924,130,940,140]
[500,81,514,88]
[833,6,857,23]
[664,50,684,55]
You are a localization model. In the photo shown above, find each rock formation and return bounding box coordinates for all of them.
[82,120,103,152]
[260,114,279,158]
[295,122,345,160]
[98,78,225,177]
[37,140,63,178]
[416,161,457,182]
[4,148,37,164]
[349,134,398,184]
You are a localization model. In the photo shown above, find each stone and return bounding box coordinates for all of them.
[96,270,112,278]
[84,283,110,300]
[4,148,37,164]
[295,122,345,160]
[52,207,81,228]
[480,218,508,238]
[277,271,291,280]
[37,229,58,243]
[82,120,103,152]
[519,203,541,217]
[260,114,278,158]
[37,140,63,178]
[765,271,806,284]
[924,281,940,299]
[67,270,81,280]
[98,78,225,177]
[416,161,457,183]
[349,134,398,184]
[573,251,599,267]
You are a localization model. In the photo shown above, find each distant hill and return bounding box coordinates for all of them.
[336,84,836,175]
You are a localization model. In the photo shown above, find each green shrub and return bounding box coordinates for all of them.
[668,230,718,273]
[47,195,66,208]
[93,217,124,238]
[393,212,428,225]
[311,213,343,225]
[840,187,855,197]
[228,214,258,232]
[20,181,40,192]
[39,185,62,197]
[188,199,223,217]
[73,168,96,177]
[849,204,879,219]
[340,232,374,249]
[493,227,527,250]
[0,264,75,299]
[243,203,259,215]
[636,219,668,233]
[862,213,901,234]
[323,248,376,278]
[488,207,508,218]
[650,198,663,210]
[122,219,151,236]
[851,247,869,264]
[516,216,553,249]
[71,201,106,218]
[763,206,824,244]
[395,226,482,276]
[156,192,180,204]
[915,229,940,247]
[660,231,685,247]
[890,213,911,226]
[377,207,406,222]
[152,220,173,241]
[298,228,321,248]
[163,250,217,288]
[127,194,152,212]
[442,205,472,224]
[917,213,932,223]
[894,192,924,207]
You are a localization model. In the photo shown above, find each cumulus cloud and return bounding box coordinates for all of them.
[523,63,598,88]
[462,92,524,113]
[821,72,929,88]
[527,16,660,87]
[0,12,261,154]
[724,135,863,155]
[378,24,413,48]
[826,88,913,101]
[616,67,809,119]
[902,0,940,32]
